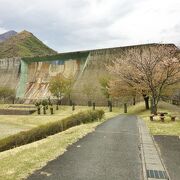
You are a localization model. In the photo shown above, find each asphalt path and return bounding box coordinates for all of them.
[154,135,180,180]
[27,115,142,180]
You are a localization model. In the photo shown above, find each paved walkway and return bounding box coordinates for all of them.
[27,115,142,180]
[154,135,180,180]
[138,119,169,180]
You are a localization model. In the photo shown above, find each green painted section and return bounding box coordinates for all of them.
[16,51,90,98]
[22,51,90,63]
[21,44,166,63]
[16,60,28,98]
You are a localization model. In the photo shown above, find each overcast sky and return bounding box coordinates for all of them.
[0,0,179,52]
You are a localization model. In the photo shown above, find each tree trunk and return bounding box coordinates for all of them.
[12,97,15,104]
[68,94,72,106]
[152,105,157,114]
[59,100,62,105]
[133,96,136,105]
[143,95,149,109]
[150,97,157,114]
[88,100,92,107]
[124,103,127,113]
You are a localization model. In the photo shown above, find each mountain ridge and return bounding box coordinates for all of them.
[0,30,57,58]
[0,30,17,43]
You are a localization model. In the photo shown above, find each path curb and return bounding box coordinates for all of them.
[138,118,170,180]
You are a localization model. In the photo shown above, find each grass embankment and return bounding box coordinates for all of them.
[0,105,123,140]
[0,106,93,139]
[128,101,180,136]
[0,110,104,152]
[0,123,100,180]
[0,106,121,180]
[0,104,35,109]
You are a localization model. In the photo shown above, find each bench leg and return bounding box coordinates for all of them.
[160,117,165,122]
[150,116,153,121]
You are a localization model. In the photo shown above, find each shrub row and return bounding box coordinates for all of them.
[0,109,104,152]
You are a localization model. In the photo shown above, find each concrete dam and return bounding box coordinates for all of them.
[0,43,178,105]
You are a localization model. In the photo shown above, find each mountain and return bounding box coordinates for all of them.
[0,30,57,58]
[0,30,17,43]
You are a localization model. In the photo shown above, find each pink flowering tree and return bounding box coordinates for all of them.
[107,45,180,114]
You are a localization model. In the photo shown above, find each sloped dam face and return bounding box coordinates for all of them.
[0,44,178,105]
[0,57,21,89]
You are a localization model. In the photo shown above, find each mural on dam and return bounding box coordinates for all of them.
[15,50,90,102]
[23,59,83,100]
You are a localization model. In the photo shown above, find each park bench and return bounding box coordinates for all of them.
[157,112,168,122]
[150,114,154,121]
[150,112,176,122]
[170,115,176,121]
[157,112,168,116]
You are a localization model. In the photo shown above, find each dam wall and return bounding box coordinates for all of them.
[0,57,21,90]
[17,51,89,102]
[71,44,178,105]
[0,44,178,105]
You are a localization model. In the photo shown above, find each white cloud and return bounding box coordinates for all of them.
[0,0,179,51]
[109,0,180,44]
[0,27,7,34]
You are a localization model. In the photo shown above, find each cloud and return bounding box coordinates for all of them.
[0,27,8,34]
[0,0,180,52]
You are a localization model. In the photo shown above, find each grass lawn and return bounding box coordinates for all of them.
[0,105,123,140]
[0,104,9,108]
[0,105,92,139]
[0,103,36,109]
[128,101,180,136]
[0,108,121,180]
[1,101,178,179]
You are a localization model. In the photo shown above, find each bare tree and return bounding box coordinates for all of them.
[82,83,96,106]
[108,79,137,105]
[107,44,180,114]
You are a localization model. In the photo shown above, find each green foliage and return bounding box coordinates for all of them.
[64,76,74,99]
[41,99,48,106]
[49,75,73,100]
[35,101,41,107]
[0,87,16,103]
[99,75,111,99]
[0,109,104,152]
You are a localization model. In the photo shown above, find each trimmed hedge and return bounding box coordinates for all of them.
[0,109,104,152]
